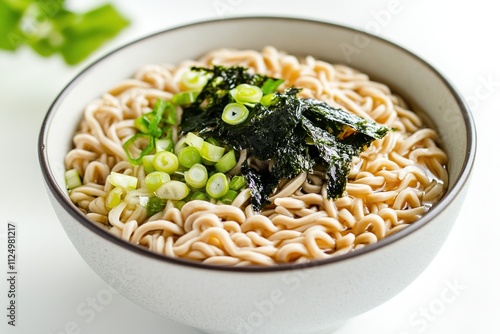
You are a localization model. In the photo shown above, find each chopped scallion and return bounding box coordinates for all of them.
[178,146,202,168]
[142,155,155,173]
[229,175,246,191]
[172,91,199,106]
[65,169,82,190]
[152,151,179,174]
[181,70,209,91]
[123,133,154,165]
[155,138,174,152]
[108,172,138,191]
[201,141,225,163]
[185,163,208,189]
[106,187,124,209]
[190,191,209,201]
[186,132,204,150]
[145,171,171,191]
[146,196,167,216]
[261,78,284,95]
[206,172,229,199]
[260,93,277,107]
[155,180,190,200]
[221,189,238,205]
[230,83,263,106]
[222,103,249,125]
[215,149,237,173]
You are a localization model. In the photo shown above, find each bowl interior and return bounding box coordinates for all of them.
[40,17,474,268]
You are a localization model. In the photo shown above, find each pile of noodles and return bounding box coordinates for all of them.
[65,46,448,266]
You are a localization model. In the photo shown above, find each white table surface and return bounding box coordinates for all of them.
[1,0,499,333]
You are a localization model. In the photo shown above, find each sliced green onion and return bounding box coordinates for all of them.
[185,163,208,189]
[155,181,190,200]
[186,132,204,150]
[142,155,155,173]
[152,151,179,174]
[221,189,238,205]
[172,91,199,105]
[261,78,284,95]
[134,116,150,133]
[201,141,225,163]
[106,187,124,209]
[123,133,154,165]
[146,196,167,216]
[155,138,174,152]
[206,172,229,199]
[173,200,185,210]
[145,171,171,191]
[148,99,168,137]
[174,136,188,155]
[260,93,277,107]
[205,137,221,147]
[163,101,177,125]
[229,175,247,191]
[190,191,209,201]
[181,70,209,91]
[215,149,237,173]
[230,84,263,105]
[108,172,138,191]
[178,146,202,168]
[222,103,249,125]
[65,169,82,190]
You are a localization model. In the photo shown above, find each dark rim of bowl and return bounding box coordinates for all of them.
[38,16,476,273]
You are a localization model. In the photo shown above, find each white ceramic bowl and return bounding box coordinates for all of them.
[39,17,476,334]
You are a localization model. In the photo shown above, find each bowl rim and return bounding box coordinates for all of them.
[38,16,476,273]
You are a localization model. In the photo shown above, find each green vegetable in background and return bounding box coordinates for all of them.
[0,0,130,65]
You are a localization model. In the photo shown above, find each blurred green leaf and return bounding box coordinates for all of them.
[0,1,23,51]
[0,0,129,65]
[60,4,130,65]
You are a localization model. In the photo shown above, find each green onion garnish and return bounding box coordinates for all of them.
[106,187,124,209]
[178,146,202,169]
[142,155,155,173]
[181,70,209,91]
[186,132,204,150]
[206,172,229,199]
[172,91,199,106]
[152,151,179,174]
[185,163,208,189]
[200,141,225,163]
[215,149,237,173]
[65,169,82,190]
[123,133,155,165]
[108,172,138,191]
[190,191,209,201]
[260,93,277,107]
[222,103,249,125]
[221,189,238,205]
[145,171,171,191]
[155,138,174,152]
[230,84,263,106]
[228,175,246,191]
[156,180,190,200]
[261,78,284,95]
[146,196,167,216]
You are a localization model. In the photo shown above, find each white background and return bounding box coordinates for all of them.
[1,0,499,333]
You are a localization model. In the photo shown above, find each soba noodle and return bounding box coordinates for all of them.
[65,46,448,266]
